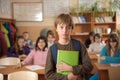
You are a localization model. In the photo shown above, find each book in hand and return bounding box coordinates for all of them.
[57,50,79,75]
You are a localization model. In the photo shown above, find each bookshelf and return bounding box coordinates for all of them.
[70,12,116,43]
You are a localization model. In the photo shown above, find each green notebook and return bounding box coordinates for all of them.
[57,50,79,75]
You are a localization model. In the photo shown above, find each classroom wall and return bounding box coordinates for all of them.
[11,0,78,42]
[1,0,120,42]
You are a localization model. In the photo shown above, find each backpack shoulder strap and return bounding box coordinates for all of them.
[50,43,58,64]
[72,39,82,64]
[72,39,81,51]
[50,39,82,64]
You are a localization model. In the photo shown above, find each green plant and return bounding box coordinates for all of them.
[78,5,86,16]
[109,0,120,17]
[92,2,99,17]
[102,8,108,16]
[69,7,78,15]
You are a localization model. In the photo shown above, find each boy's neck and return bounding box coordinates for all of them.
[58,38,70,45]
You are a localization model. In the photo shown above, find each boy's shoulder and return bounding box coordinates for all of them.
[50,39,81,50]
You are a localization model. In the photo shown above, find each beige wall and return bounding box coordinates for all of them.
[11,0,78,42]
[1,0,120,41]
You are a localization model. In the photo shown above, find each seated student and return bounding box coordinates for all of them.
[21,36,48,66]
[88,33,105,54]
[22,32,34,50]
[8,36,30,58]
[105,30,119,45]
[85,31,95,48]
[89,33,120,80]
[46,30,55,48]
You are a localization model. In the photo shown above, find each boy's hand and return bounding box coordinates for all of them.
[67,73,78,80]
[56,62,73,72]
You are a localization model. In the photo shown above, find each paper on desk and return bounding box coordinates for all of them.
[25,65,44,71]
[110,64,120,67]
[0,66,6,69]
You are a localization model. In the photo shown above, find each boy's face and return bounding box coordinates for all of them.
[56,23,72,39]
[23,33,29,40]
[95,36,101,43]
[47,34,54,43]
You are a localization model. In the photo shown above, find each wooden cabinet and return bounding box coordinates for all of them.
[70,12,116,43]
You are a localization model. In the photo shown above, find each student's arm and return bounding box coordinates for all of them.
[45,50,67,80]
[7,47,19,57]
[72,43,93,76]
[21,50,34,65]
[87,44,93,53]
[100,46,120,64]
[24,46,30,55]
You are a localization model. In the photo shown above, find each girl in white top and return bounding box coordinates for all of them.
[88,33,105,54]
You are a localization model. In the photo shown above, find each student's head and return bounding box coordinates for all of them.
[107,33,120,56]
[110,30,119,37]
[89,31,95,41]
[14,36,25,54]
[35,36,48,51]
[16,36,25,48]
[54,13,74,39]
[22,32,29,40]
[108,33,119,48]
[94,33,102,43]
[46,31,55,43]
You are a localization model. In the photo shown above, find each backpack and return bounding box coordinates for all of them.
[50,39,82,64]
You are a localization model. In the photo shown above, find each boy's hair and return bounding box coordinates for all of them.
[35,36,48,51]
[89,31,95,36]
[46,30,55,38]
[94,33,102,42]
[22,32,28,35]
[54,13,74,29]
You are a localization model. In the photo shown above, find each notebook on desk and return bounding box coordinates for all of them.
[57,50,79,75]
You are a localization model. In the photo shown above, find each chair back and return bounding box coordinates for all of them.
[0,73,3,80]
[108,67,120,80]
[8,71,38,80]
[0,57,20,66]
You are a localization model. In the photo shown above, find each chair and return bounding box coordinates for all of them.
[108,67,120,80]
[8,71,38,80]
[0,57,20,66]
[0,73,3,80]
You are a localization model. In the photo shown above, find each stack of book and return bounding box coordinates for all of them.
[95,16,113,23]
[72,16,86,23]
[57,50,79,75]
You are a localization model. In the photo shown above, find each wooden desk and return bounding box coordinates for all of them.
[0,65,45,80]
[89,54,98,74]
[95,63,110,80]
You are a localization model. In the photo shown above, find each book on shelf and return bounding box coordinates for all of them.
[78,17,82,23]
[57,50,79,75]
[95,17,104,23]
[80,16,86,23]
[94,27,104,34]
[72,16,78,23]
[104,16,113,22]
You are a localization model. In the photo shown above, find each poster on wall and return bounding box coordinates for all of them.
[43,0,69,17]
[0,0,11,18]
[13,2,43,21]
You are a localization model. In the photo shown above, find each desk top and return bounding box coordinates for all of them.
[95,63,110,70]
[0,65,45,75]
[89,54,98,60]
